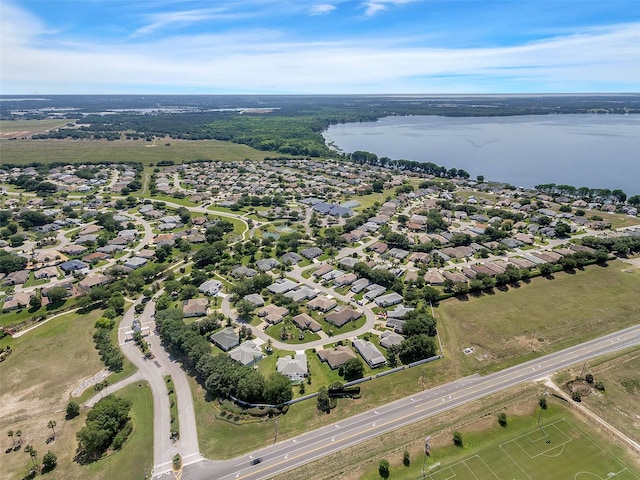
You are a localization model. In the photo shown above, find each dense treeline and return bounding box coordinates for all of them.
[578,235,640,256]
[156,308,292,406]
[76,395,132,460]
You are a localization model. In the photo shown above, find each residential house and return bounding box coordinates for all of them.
[325,307,361,328]
[59,259,88,273]
[2,292,33,311]
[229,341,263,366]
[198,280,222,296]
[209,327,240,351]
[34,266,59,280]
[182,298,209,318]
[292,313,322,332]
[350,278,371,293]
[267,279,298,294]
[124,257,148,270]
[243,293,265,307]
[317,345,357,369]
[307,296,337,312]
[281,252,303,265]
[256,258,280,271]
[352,338,386,368]
[277,354,308,381]
[231,265,257,278]
[284,286,318,303]
[374,292,403,308]
[334,272,358,287]
[300,247,323,259]
[78,274,110,291]
[379,330,405,349]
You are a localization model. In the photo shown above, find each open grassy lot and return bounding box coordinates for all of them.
[355,407,640,480]
[0,119,74,138]
[1,381,154,480]
[0,137,278,166]
[436,260,640,376]
[276,387,640,480]
[0,309,104,426]
[560,348,640,443]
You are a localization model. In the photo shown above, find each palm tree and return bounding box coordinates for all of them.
[15,430,22,446]
[47,420,56,440]
[25,444,38,467]
[7,429,14,447]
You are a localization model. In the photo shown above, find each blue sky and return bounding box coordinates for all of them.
[1,0,638,94]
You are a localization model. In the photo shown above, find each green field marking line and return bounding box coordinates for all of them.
[425,455,500,480]
[508,420,572,459]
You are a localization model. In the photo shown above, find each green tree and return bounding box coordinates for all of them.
[317,387,330,412]
[46,286,68,304]
[539,396,547,410]
[497,413,507,427]
[29,295,42,310]
[379,459,390,478]
[235,299,255,321]
[403,450,410,466]
[397,334,437,364]
[108,292,125,314]
[263,373,293,405]
[342,357,364,381]
[453,431,463,447]
[42,450,57,473]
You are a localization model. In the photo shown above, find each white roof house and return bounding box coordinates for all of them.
[276,354,308,381]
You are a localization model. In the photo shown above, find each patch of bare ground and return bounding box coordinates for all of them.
[273,383,541,480]
[559,348,640,446]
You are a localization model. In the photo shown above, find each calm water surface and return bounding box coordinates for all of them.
[324,115,640,195]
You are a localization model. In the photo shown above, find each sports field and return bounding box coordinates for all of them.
[423,419,638,480]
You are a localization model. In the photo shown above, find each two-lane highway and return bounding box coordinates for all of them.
[182,324,640,480]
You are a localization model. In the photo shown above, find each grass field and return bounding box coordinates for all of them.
[561,348,640,444]
[362,417,639,480]
[277,390,640,480]
[436,260,640,376]
[0,137,278,165]
[0,309,104,427]
[0,119,74,138]
[1,381,154,480]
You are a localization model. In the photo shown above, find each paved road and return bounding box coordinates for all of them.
[181,324,640,480]
[110,296,202,478]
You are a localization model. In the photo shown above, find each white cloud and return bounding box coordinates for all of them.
[133,7,246,36]
[362,0,418,17]
[1,1,638,94]
[363,2,387,16]
[310,4,337,16]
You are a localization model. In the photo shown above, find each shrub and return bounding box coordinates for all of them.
[539,396,547,410]
[379,459,390,479]
[585,373,594,384]
[66,401,80,419]
[498,412,507,427]
[595,381,605,391]
[453,431,463,447]
[571,391,582,402]
[111,421,133,450]
[403,450,410,466]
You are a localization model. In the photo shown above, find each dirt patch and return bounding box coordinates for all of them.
[71,369,112,397]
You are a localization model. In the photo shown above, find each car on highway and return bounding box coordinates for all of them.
[251,458,262,465]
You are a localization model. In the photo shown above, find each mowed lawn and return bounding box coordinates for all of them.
[436,260,640,375]
[0,137,279,165]
[356,404,640,480]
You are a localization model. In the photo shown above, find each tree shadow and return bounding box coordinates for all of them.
[484,288,496,295]
[542,274,555,280]
[455,294,470,302]
[73,448,99,466]
[509,281,521,289]
[564,268,577,275]
[497,284,509,293]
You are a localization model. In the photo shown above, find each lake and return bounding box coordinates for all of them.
[323,114,640,196]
